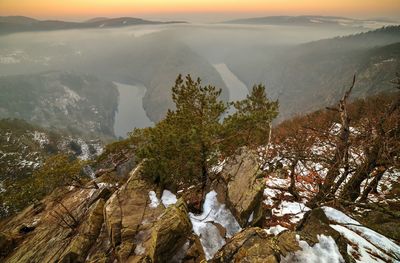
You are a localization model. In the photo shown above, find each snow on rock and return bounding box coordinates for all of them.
[265,225,287,236]
[323,206,400,261]
[148,191,160,208]
[76,138,90,160]
[272,201,311,223]
[266,177,290,188]
[331,225,390,263]
[322,206,360,225]
[161,190,177,208]
[189,190,241,260]
[263,187,281,206]
[211,159,226,174]
[282,235,344,263]
[32,131,49,148]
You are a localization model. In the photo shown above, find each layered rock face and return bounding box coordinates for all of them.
[211,148,265,227]
[0,163,193,263]
[1,149,399,263]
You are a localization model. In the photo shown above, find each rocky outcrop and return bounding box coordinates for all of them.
[211,227,300,262]
[148,199,192,262]
[181,234,206,263]
[60,199,106,262]
[0,185,111,263]
[212,148,265,227]
[103,163,165,261]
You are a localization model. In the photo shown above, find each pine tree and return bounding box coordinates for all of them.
[221,84,278,156]
[136,74,227,190]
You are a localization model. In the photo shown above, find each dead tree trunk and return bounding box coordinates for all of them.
[341,87,399,202]
[288,159,300,201]
[308,76,355,208]
[340,141,381,202]
[359,166,386,202]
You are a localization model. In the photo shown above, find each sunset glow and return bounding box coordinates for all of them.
[1,0,400,20]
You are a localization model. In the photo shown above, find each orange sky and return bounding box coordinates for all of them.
[1,0,400,20]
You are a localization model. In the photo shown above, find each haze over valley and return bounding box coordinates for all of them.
[1,16,399,137]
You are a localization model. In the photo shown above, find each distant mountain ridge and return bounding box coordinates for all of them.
[0,16,186,34]
[224,25,400,120]
[223,15,399,29]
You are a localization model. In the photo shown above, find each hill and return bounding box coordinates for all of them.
[225,26,400,120]
[223,15,398,29]
[0,16,186,35]
[0,71,119,138]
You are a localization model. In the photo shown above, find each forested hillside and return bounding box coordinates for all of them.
[226,26,400,120]
[0,71,119,138]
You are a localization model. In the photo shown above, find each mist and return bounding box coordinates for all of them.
[0,18,398,137]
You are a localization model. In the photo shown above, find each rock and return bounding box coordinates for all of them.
[0,232,17,259]
[210,222,227,239]
[211,227,300,263]
[104,163,165,262]
[212,148,265,227]
[182,235,206,263]
[358,209,400,241]
[148,198,192,262]
[88,187,112,206]
[60,199,106,262]
[0,185,109,263]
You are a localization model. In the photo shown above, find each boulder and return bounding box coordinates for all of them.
[212,148,265,227]
[0,232,18,259]
[104,163,165,261]
[60,199,106,262]
[211,227,300,263]
[182,234,206,263]
[148,199,193,262]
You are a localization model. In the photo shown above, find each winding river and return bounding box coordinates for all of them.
[113,82,153,138]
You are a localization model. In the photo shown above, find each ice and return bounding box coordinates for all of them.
[148,191,160,208]
[282,235,344,263]
[189,190,241,260]
[161,190,177,207]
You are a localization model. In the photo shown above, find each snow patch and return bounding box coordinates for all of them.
[323,206,400,260]
[322,206,359,225]
[32,131,49,148]
[134,243,145,255]
[282,235,344,263]
[265,225,287,235]
[331,225,390,263]
[161,190,177,207]
[272,201,310,223]
[189,190,241,260]
[211,159,226,174]
[149,191,160,208]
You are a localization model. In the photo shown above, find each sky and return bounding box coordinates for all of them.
[1,0,400,22]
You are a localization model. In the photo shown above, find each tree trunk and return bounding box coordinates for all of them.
[200,141,209,211]
[308,76,355,208]
[340,141,380,202]
[288,159,300,201]
[359,167,386,202]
